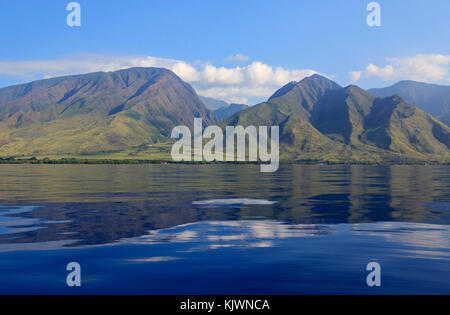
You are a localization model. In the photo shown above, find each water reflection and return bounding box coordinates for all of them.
[0,165,448,248]
[120,221,449,262]
[0,164,449,294]
[0,217,448,266]
[124,221,331,246]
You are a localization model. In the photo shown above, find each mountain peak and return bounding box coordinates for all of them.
[344,84,364,92]
[111,66,174,77]
[269,74,341,102]
[294,74,341,91]
[342,85,373,97]
[0,67,215,156]
[300,73,336,84]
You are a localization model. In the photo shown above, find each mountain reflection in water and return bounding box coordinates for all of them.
[0,164,448,294]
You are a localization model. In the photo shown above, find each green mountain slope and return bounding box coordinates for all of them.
[0,67,216,156]
[1,70,449,163]
[269,74,342,119]
[368,80,450,126]
[224,75,450,163]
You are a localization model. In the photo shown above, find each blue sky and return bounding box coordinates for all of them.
[1,0,450,104]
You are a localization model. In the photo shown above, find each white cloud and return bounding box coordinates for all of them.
[365,64,396,80]
[171,61,200,82]
[350,71,362,82]
[225,53,250,63]
[195,86,275,105]
[201,64,244,85]
[227,96,249,104]
[351,54,450,83]
[0,54,321,104]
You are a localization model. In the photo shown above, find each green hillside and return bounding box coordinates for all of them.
[0,69,449,163]
[0,67,216,156]
[224,75,450,163]
[369,80,450,126]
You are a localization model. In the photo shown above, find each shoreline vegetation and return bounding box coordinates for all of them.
[1,143,449,166]
[0,156,448,166]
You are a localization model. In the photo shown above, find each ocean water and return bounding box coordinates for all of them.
[0,164,448,294]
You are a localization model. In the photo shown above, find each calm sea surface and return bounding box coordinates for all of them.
[0,164,448,294]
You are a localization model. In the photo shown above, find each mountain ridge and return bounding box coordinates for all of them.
[213,103,249,121]
[0,67,215,156]
[199,96,249,121]
[224,75,450,163]
[199,95,229,111]
[368,80,450,126]
[0,69,449,163]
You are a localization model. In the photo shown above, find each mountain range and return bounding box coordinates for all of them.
[199,96,229,111]
[369,81,450,126]
[224,75,450,163]
[0,68,449,163]
[199,96,249,121]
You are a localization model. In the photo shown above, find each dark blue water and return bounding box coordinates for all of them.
[0,165,448,294]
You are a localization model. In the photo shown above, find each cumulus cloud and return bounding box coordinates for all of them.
[0,54,321,104]
[225,53,250,63]
[191,62,319,103]
[350,71,362,82]
[350,54,450,83]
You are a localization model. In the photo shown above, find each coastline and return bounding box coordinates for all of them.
[1,157,449,166]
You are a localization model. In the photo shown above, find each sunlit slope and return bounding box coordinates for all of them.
[0,67,216,156]
[1,69,449,163]
[369,80,450,126]
[224,75,450,163]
